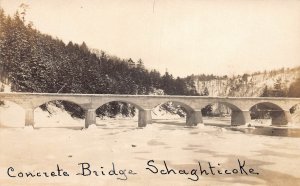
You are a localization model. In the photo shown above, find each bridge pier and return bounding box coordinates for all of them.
[231,110,251,126]
[25,108,35,127]
[186,110,203,126]
[138,109,152,127]
[271,110,292,125]
[85,109,96,128]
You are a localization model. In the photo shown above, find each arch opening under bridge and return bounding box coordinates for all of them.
[94,101,139,127]
[200,101,250,126]
[151,101,198,126]
[0,100,25,127]
[33,100,85,128]
[249,102,291,125]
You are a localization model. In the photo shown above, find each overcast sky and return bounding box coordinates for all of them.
[1,0,300,77]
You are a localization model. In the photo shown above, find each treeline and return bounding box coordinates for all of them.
[194,67,300,82]
[194,74,228,81]
[0,9,199,118]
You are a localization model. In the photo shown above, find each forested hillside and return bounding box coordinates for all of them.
[0,9,198,117]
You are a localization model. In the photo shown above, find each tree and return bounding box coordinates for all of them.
[136,58,144,69]
[200,87,212,116]
[202,87,209,96]
[242,73,249,83]
[79,42,89,54]
[272,78,287,97]
[261,86,270,97]
[288,77,300,97]
[261,78,288,97]
[201,105,212,116]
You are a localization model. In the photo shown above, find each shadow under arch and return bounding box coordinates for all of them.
[0,100,25,127]
[33,100,85,128]
[200,101,245,126]
[33,99,84,110]
[249,102,290,125]
[97,99,143,110]
[218,101,243,111]
[249,102,283,111]
[151,101,195,126]
[95,100,139,119]
[152,100,195,112]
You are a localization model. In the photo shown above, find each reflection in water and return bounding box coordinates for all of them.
[227,127,300,138]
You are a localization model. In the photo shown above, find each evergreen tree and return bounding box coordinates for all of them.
[200,87,212,116]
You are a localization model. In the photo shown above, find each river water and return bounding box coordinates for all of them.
[202,117,300,138]
[228,127,300,138]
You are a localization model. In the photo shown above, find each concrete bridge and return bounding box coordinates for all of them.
[0,92,299,128]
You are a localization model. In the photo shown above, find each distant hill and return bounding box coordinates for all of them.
[193,67,300,97]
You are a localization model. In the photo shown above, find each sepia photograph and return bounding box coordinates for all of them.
[0,0,300,185]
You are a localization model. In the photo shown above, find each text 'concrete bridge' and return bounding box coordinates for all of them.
[0,93,299,128]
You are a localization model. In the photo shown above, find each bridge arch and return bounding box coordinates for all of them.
[33,100,85,128]
[151,100,201,126]
[33,99,85,110]
[249,101,284,111]
[0,100,25,127]
[94,99,152,127]
[249,102,291,125]
[0,99,26,109]
[96,100,143,111]
[95,100,140,118]
[200,101,248,126]
[151,100,195,113]
[202,101,243,112]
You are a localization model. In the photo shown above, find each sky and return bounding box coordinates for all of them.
[1,0,300,77]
